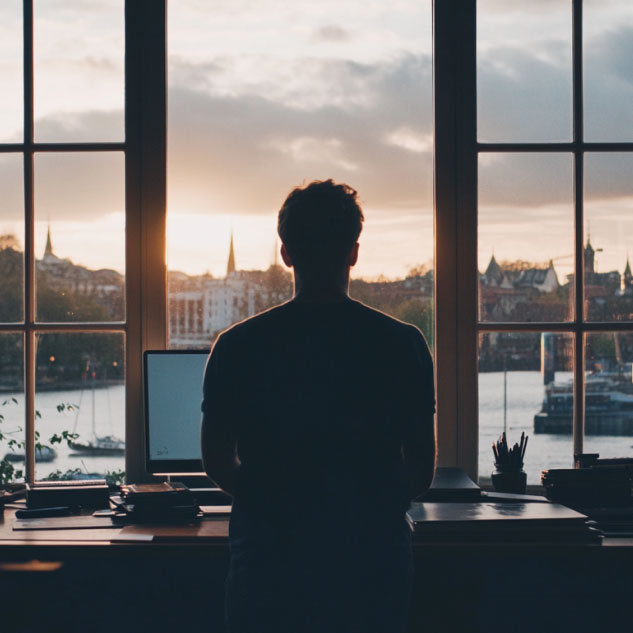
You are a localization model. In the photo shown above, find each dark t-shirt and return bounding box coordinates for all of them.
[201,297,435,632]
[202,297,434,533]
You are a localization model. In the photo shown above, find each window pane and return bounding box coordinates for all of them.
[0,0,22,142]
[584,153,633,321]
[477,0,572,142]
[584,0,633,142]
[35,332,124,482]
[0,154,25,323]
[479,332,573,486]
[0,334,25,484]
[35,152,125,322]
[583,332,633,458]
[479,153,573,322]
[33,0,124,142]
[168,1,433,349]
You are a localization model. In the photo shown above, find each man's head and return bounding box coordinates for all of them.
[277,179,364,279]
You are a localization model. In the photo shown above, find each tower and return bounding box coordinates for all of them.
[584,235,595,274]
[623,255,633,294]
[44,224,54,257]
[226,231,236,276]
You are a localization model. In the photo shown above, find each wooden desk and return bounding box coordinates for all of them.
[1,508,632,633]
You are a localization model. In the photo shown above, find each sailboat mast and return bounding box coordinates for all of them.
[91,360,96,442]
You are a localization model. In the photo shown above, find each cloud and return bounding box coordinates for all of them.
[385,127,432,154]
[167,53,433,215]
[313,25,351,43]
[264,136,360,172]
[478,46,572,143]
[3,18,633,227]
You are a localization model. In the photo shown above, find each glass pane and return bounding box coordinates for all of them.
[479,153,573,322]
[35,333,125,482]
[0,154,25,322]
[0,334,25,484]
[477,0,572,142]
[584,0,633,142]
[35,152,125,322]
[584,332,633,459]
[33,0,124,142]
[168,0,434,349]
[0,0,23,142]
[479,332,574,486]
[585,153,633,321]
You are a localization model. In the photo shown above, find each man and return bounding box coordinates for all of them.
[201,179,436,633]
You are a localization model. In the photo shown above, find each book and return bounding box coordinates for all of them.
[406,502,599,541]
[26,481,110,509]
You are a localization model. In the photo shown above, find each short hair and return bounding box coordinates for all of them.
[277,179,364,276]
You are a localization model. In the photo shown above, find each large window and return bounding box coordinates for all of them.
[167,1,434,353]
[0,1,126,483]
[476,0,633,483]
[2,1,632,485]
[0,1,165,485]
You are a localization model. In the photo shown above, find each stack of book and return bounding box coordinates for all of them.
[541,467,632,508]
[119,482,200,523]
[27,479,110,509]
[406,502,601,542]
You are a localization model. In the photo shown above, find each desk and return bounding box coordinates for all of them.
[1,508,632,633]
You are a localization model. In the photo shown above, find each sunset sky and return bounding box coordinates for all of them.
[0,0,632,280]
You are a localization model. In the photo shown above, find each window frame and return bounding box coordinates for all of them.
[0,0,166,484]
[10,0,633,483]
[439,0,633,480]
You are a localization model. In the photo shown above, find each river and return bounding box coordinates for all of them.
[1,374,631,484]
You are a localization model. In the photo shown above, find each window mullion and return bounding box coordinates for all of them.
[572,0,584,458]
[23,0,35,483]
[125,0,167,483]
[433,0,478,478]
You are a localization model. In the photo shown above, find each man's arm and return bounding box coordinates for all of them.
[401,326,437,500]
[402,411,436,501]
[201,413,238,496]
[200,334,239,496]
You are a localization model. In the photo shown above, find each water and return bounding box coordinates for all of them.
[479,371,633,484]
[0,385,125,480]
[1,374,631,484]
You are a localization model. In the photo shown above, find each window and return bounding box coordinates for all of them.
[3,1,631,485]
[0,1,165,484]
[166,1,434,353]
[474,0,633,483]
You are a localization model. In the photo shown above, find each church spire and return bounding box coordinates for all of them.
[44,224,54,257]
[226,231,236,276]
[584,234,595,274]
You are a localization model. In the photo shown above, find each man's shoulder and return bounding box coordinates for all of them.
[349,299,425,339]
[216,301,293,344]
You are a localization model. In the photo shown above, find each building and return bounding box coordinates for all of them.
[168,233,292,347]
[35,228,125,320]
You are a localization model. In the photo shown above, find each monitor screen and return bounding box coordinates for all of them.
[144,350,210,474]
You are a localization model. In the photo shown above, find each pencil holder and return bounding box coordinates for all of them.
[491,466,527,494]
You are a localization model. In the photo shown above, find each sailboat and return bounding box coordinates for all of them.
[69,363,125,456]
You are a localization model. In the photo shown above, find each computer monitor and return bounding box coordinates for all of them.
[143,349,210,476]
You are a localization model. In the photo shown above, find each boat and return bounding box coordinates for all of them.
[3,445,57,463]
[69,435,125,456]
[534,374,633,435]
[68,363,125,456]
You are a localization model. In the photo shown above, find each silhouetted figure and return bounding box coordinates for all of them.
[201,180,436,633]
